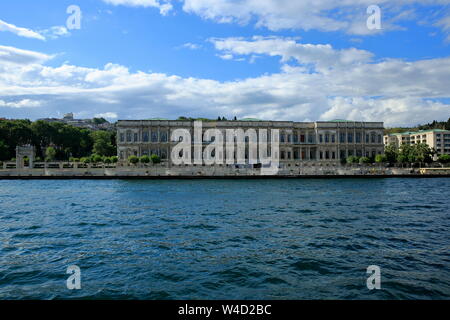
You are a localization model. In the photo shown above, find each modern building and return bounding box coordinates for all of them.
[384,129,450,156]
[117,119,385,164]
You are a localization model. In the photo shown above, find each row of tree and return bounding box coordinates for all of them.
[128,155,161,164]
[345,143,449,165]
[0,119,116,161]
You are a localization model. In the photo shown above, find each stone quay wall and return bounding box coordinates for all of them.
[0,162,449,178]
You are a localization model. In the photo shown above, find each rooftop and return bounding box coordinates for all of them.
[389,129,450,136]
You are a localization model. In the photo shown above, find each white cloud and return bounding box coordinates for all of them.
[0,43,449,126]
[40,26,70,40]
[211,36,373,69]
[181,0,450,35]
[0,99,42,108]
[0,45,53,65]
[0,19,45,40]
[102,0,173,15]
[181,42,201,50]
[95,112,118,119]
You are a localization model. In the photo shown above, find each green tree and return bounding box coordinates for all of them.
[128,155,139,164]
[45,147,56,162]
[91,154,103,163]
[375,154,387,163]
[110,156,118,163]
[80,157,91,164]
[92,117,107,125]
[140,155,150,164]
[0,140,9,161]
[414,143,434,163]
[91,131,115,156]
[438,154,450,164]
[150,154,161,164]
[359,156,371,164]
[346,156,359,164]
[384,143,398,163]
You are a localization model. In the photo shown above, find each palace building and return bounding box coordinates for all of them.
[116,119,385,164]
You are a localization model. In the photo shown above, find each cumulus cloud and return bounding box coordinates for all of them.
[0,43,449,126]
[102,0,173,15]
[0,19,45,40]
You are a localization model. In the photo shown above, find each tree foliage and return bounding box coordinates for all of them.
[0,119,116,161]
[150,154,161,164]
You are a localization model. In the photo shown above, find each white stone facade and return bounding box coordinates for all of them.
[117,120,385,165]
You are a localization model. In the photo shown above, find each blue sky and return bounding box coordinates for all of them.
[0,0,449,126]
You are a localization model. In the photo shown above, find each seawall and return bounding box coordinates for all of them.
[1,165,449,179]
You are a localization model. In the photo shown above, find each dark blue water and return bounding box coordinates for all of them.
[0,178,449,300]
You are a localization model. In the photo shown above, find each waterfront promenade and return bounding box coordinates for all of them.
[1,162,449,178]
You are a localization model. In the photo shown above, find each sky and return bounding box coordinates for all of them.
[0,0,449,127]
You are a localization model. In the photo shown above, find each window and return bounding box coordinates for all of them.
[371,133,376,143]
[280,134,285,143]
[293,135,298,143]
[126,131,132,142]
[378,135,382,144]
[151,132,158,142]
[120,133,125,142]
[366,134,369,143]
[319,134,323,143]
[143,132,149,142]
[340,133,345,143]
[134,133,138,142]
[308,134,313,143]
[300,135,305,143]
[325,134,329,143]
[160,132,167,142]
[356,133,361,143]
[340,150,346,159]
[347,133,353,143]
[331,134,335,143]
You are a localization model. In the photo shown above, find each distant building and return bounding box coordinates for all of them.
[384,129,450,156]
[117,119,385,163]
[38,113,114,131]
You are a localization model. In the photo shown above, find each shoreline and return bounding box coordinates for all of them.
[1,165,449,180]
[1,174,449,180]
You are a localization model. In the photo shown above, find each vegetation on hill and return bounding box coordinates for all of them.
[385,117,450,134]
